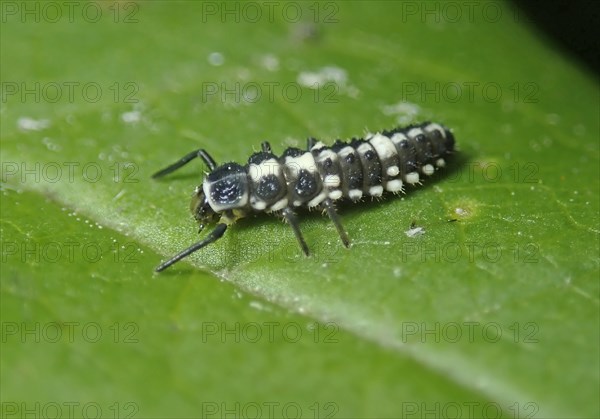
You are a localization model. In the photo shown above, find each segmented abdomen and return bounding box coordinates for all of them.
[203,122,454,213]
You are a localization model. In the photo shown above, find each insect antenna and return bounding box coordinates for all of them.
[155,223,228,272]
[152,149,217,178]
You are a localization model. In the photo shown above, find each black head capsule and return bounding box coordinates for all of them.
[190,185,219,231]
[152,122,456,272]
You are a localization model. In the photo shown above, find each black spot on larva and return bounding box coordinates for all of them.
[396,139,418,173]
[295,169,318,197]
[248,151,276,165]
[348,173,362,190]
[365,150,376,160]
[428,129,447,156]
[207,163,247,206]
[211,180,243,205]
[345,153,355,164]
[256,174,281,200]
[415,134,434,159]
[350,138,362,148]
[282,147,304,158]
[324,158,333,168]
[333,139,345,147]
[368,168,382,185]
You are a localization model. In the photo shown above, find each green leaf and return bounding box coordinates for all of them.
[2,1,598,417]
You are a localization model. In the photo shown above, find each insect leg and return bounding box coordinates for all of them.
[261,141,272,153]
[152,149,217,179]
[322,198,350,247]
[155,223,228,272]
[281,208,310,256]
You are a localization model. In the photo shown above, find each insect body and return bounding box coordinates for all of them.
[153,121,455,272]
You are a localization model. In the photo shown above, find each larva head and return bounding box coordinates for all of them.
[190,185,219,231]
[191,162,250,230]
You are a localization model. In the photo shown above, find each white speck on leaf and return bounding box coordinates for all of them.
[121,111,141,124]
[405,226,425,238]
[381,101,421,124]
[18,117,50,131]
[455,208,468,216]
[208,51,225,66]
[260,54,279,71]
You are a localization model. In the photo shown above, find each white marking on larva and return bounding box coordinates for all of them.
[407,127,425,139]
[310,141,326,151]
[251,199,267,211]
[329,190,343,200]
[385,179,404,192]
[203,181,214,209]
[390,132,408,144]
[369,185,384,197]
[317,149,337,162]
[269,198,288,212]
[386,165,399,177]
[324,174,340,188]
[436,158,446,168]
[405,172,420,184]
[338,146,354,158]
[370,133,397,161]
[405,226,425,237]
[348,189,362,200]
[248,158,279,182]
[285,152,317,177]
[297,152,317,171]
[422,164,435,176]
[356,143,372,155]
[424,123,446,139]
[293,200,302,207]
[307,191,327,207]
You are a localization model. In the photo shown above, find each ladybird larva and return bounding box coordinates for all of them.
[152,121,455,271]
